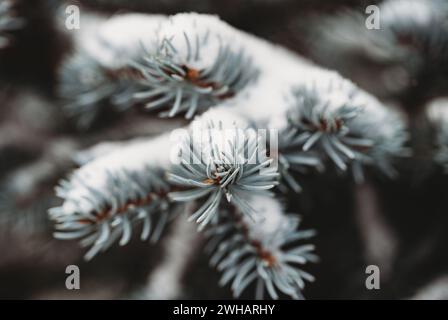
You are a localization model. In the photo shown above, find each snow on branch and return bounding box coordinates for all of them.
[205,194,317,299]
[131,14,259,118]
[168,112,279,230]
[282,72,409,182]
[49,12,410,298]
[0,0,24,48]
[427,98,448,168]
[57,13,260,128]
[49,134,176,260]
[309,0,448,98]
[57,14,165,128]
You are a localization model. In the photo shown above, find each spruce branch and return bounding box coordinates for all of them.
[47,12,414,299]
[313,0,448,65]
[427,98,448,168]
[0,0,24,48]
[58,52,140,129]
[50,166,175,261]
[277,119,324,193]
[205,195,317,299]
[287,77,366,171]
[379,0,448,48]
[168,118,279,230]
[131,15,258,119]
[0,185,55,237]
[373,0,448,84]
[48,133,176,260]
[57,14,166,129]
[0,137,78,237]
[309,0,448,99]
[57,13,258,128]
[285,73,408,181]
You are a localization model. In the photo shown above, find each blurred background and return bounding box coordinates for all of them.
[1,0,448,299]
